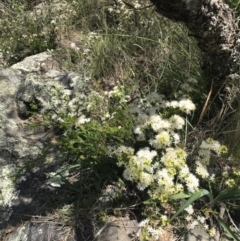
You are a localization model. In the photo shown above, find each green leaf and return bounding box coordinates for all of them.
[169,192,191,200]
[217,217,240,241]
[169,189,210,223]
[209,188,240,207]
[143,199,156,205]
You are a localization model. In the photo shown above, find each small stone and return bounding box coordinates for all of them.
[185,226,216,241]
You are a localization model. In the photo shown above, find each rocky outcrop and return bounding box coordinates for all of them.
[0,51,223,241]
[185,226,215,241]
[95,217,139,241]
[0,52,142,241]
[3,221,76,241]
[0,52,84,240]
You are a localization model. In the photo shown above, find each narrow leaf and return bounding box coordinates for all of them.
[169,192,191,200]
[210,188,240,207]
[170,189,210,223]
[143,199,155,205]
[217,217,240,241]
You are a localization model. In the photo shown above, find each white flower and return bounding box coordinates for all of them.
[138,219,149,227]
[172,133,180,144]
[179,99,196,114]
[51,114,58,120]
[57,117,64,122]
[196,161,209,179]
[198,148,211,158]
[208,228,216,237]
[166,100,179,108]
[70,42,80,51]
[147,226,161,239]
[155,168,174,187]
[185,173,199,192]
[169,115,185,129]
[146,92,163,103]
[160,215,168,222]
[185,215,192,222]
[209,174,216,182]
[116,146,134,157]
[77,115,90,124]
[136,148,157,162]
[179,165,190,178]
[203,224,209,230]
[137,183,146,190]
[138,172,153,190]
[134,3,141,8]
[108,7,114,12]
[187,220,199,230]
[197,215,206,224]
[134,126,143,135]
[123,168,134,181]
[61,89,72,96]
[150,117,171,132]
[185,205,194,215]
[148,114,162,132]
[149,131,171,149]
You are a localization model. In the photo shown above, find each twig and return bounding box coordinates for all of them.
[197,80,213,127]
[92,221,112,241]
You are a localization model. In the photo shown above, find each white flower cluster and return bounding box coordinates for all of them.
[178,77,198,98]
[47,86,92,125]
[184,212,214,234]
[42,77,128,127]
[130,92,195,142]
[105,85,130,103]
[107,0,151,30]
[195,138,227,180]
[138,219,164,240]
[166,98,196,114]
[112,92,199,203]
[45,165,69,188]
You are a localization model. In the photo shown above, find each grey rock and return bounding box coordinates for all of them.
[12,52,91,118]
[0,51,98,241]
[11,52,52,73]
[5,221,76,241]
[16,78,53,118]
[185,226,216,241]
[0,51,140,241]
[0,52,69,233]
[0,68,23,84]
[95,218,139,241]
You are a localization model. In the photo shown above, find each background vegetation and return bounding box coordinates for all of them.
[1,0,240,240]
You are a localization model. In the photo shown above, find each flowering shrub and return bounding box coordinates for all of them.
[40,75,134,168]
[114,95,197,197]
[104,90,232,240]
[15,69,239,240]
[1,0,239,239]
[34,73,236,240]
